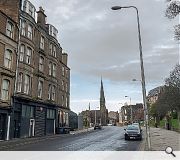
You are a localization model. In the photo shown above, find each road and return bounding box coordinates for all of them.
[7,126,143,151]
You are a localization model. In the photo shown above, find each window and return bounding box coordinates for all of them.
[52,63,56,77]
[49,43,53,55]
[22,105,34,118]
[17,73,23,92]
[53,27,58,38]
[47,109,55,119]
[39,56,44,72]
[38,80,43,98]
[49,25,53,36]
[24,75,30,94]
[23,0,35,19]
[62,80,64,91]
[48,84,51,100]
[26,47,32,64]
[6,21,14,38]
[1,79,10,101]
[65,97,68,107]
[20,44,25,62]
[62,66,65,76]
[29,3,33,17]
[62,95,64,106]
[66,96,68,107]
[52,85,56,101]
[65,83,68,92]
[66,69,69,78]
[40,36,45,50]
[21,20,26,36]
[4,49,12,69]
[27,24,33,39]
[48,25,58,38]
[49,62,52,75]
[53,46,56,57]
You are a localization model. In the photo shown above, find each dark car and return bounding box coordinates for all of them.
[94,124,102,130]
[124,125,142,140]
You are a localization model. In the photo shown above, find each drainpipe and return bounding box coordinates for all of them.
[6,115,10,140]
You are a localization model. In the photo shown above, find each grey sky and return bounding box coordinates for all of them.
[30,0,179,113]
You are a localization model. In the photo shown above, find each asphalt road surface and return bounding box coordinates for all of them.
[11,126,143,151]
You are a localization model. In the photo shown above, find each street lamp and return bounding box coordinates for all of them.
[111,5,151,150]
[125,96,132,123]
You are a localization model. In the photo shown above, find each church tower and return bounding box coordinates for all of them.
[100,78,106,109]
[100,78,108,125]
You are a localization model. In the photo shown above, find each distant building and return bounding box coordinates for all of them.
[69,111,78,130]
[121,103,144,124]
[147,86,164,104]
[81,79,108,126]
[108,111,119,125]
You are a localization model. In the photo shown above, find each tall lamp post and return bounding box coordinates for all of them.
[111,5,151,150]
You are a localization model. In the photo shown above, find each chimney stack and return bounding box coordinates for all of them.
[62,52,68,65]
[37,6,47,27]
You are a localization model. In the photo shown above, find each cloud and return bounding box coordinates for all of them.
[29,0,178,113]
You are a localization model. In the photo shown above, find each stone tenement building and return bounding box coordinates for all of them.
[147,86,164,104]
[81,79,108,126]
[108,111,119,126]
[0,0,70,140]
[0,0,19,140]
[121,103,144,124]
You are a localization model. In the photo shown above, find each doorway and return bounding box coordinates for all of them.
[0,114,6,140]
[14,112,20,138]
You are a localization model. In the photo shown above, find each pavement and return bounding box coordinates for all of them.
[139,127,180,151]
[0,127,94,151]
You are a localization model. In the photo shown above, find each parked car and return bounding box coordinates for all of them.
[124,125,142,140]
[94,124,102,130]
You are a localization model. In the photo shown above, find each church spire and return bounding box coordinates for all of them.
[88,102,91,110]
[100,78,105,108]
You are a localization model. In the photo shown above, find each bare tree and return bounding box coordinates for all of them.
[165,64,180,89]
[165,0,180,40]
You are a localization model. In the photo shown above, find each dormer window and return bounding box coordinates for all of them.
[48,24,58,39]
[23,0,36,19]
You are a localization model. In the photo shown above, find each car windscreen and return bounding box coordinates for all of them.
[127,126,139,130]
